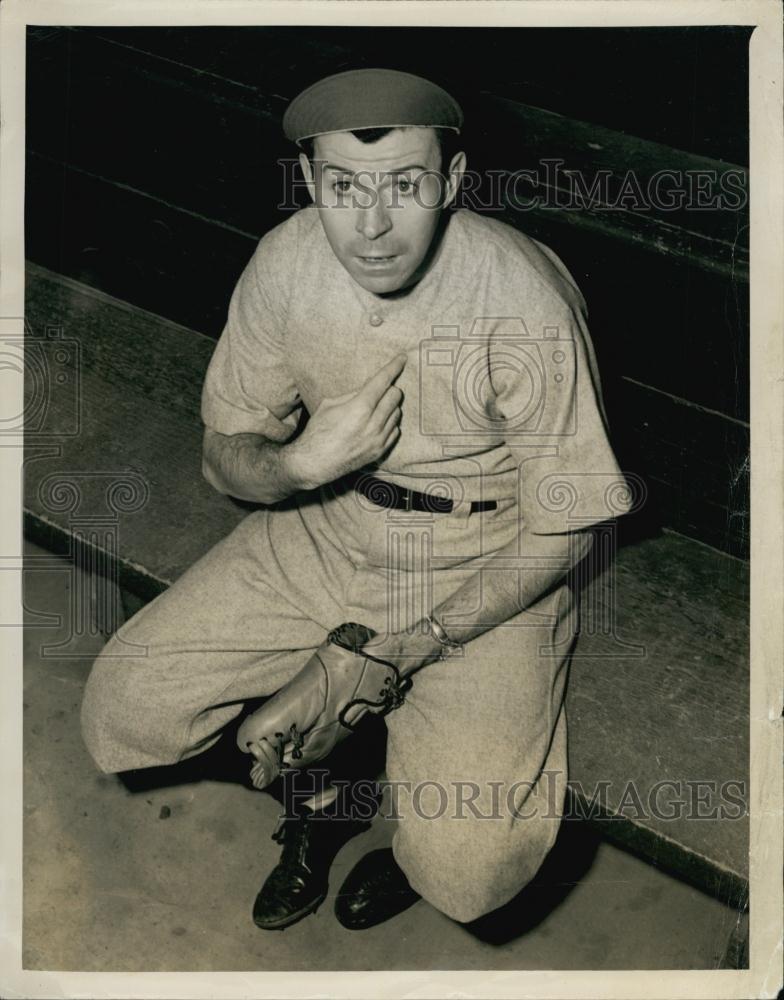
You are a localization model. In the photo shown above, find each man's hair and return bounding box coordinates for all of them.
[300,126,462,176]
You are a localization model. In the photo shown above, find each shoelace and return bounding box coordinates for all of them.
[270,813,313,874]
[338,662,412,731]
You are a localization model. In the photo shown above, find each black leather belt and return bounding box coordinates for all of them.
[353,474,497,514]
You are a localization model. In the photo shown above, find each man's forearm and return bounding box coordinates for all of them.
[375,528,592,672]
[433,527,592,646]
[202,429,303,504]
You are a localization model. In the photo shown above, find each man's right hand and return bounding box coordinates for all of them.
[283,354,406,491]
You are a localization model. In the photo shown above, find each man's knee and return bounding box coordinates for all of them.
[80,633,126,771]
[395,836,507,922]
[80,629,161,774]
[394,814,561,924]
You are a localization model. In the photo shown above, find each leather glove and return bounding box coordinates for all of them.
[236,622,411,790]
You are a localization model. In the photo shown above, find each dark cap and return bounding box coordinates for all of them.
[282,68,463,145]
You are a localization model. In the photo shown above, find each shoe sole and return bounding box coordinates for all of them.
[252,890,329,931]
[334,891,422,930]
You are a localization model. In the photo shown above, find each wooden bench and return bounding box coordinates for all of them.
[24,263,750,931]
[26,25,750,561]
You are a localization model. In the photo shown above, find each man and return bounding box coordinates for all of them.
[82,68,631,932]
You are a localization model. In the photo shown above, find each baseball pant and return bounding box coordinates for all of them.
[81,481,578,922]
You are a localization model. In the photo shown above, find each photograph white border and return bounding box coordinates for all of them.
[1,2,781,997]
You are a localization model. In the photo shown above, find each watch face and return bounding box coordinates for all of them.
[328,621,376,652]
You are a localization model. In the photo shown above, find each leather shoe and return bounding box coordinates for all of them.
[253,809,371,930]
[334,847,421,929]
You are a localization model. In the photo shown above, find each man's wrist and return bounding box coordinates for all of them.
[361,627,442,676]
[278,440,316,493]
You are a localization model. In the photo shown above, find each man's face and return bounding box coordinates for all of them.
[300,127,463,295]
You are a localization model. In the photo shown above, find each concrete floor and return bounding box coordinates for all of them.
[23,541,743,971]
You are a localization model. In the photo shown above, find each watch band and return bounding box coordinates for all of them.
[425,614,462,657]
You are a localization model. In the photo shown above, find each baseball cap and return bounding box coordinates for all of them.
[282,68,463,145]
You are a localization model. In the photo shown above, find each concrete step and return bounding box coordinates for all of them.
[22,541,745,971]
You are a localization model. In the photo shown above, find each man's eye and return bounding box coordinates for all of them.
[396,178,417,195]
[332,180,352,194]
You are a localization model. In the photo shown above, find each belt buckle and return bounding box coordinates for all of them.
[401,487,413,512]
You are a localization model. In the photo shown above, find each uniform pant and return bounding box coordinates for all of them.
[81,481,578,923]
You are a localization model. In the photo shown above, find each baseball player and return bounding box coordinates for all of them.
[81,68,632,932]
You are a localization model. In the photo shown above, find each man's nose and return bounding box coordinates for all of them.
[355,194,393,240]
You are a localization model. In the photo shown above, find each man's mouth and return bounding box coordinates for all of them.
[356,254,398,267]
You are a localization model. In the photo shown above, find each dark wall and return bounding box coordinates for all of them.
[25,25,751,557]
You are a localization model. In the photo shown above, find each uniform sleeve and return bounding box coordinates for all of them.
[491,302,634,534]
[201,233,302,440]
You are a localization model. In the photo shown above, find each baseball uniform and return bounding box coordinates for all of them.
[82,204,631,921]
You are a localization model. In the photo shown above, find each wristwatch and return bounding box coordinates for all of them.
[424,614,463,658]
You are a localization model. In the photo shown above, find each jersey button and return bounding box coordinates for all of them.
[369,312,384,327]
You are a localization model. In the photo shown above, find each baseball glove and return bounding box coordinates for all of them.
[236,622,412,790]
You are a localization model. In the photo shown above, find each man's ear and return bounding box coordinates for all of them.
[299,152,317,203]
[442,151,467,209]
